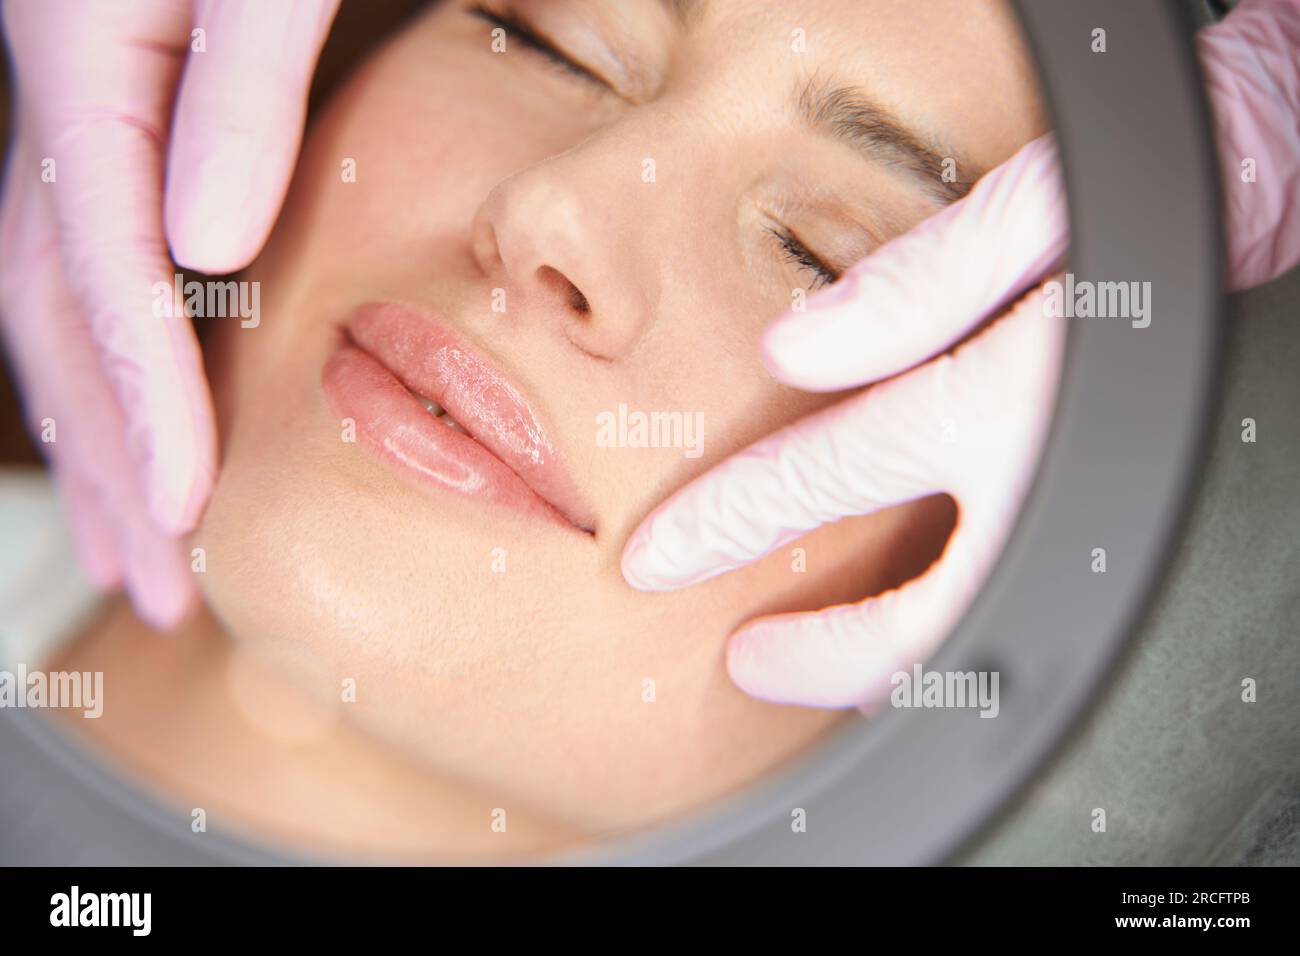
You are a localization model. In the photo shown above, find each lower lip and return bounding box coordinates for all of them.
[321,344,578,530]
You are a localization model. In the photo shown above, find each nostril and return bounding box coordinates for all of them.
[537,265,589,316]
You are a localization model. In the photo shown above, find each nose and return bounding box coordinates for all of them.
[470,157,652,361]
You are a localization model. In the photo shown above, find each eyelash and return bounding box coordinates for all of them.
[767,226,838,290]
[468,3,607,88]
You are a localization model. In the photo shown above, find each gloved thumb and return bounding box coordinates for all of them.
[165,0,341,274]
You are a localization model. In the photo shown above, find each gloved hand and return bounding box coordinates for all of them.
[0,0,339,627]
[621,0,1300,708]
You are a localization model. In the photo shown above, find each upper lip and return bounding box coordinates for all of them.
[345,301,596,533]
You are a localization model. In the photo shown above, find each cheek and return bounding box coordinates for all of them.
[287,38,603,270]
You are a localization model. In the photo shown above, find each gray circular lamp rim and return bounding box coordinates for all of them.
[1,0,1223,865]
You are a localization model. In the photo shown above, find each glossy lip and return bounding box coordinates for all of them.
[322,301,596,535]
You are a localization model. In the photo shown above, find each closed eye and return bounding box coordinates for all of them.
[468,3,611,91]
[767,225,838,291]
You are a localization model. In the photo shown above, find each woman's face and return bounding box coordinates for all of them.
[194,0,1045,830]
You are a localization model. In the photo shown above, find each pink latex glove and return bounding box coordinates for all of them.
[621,0,1300,708]
[0,0,339,627]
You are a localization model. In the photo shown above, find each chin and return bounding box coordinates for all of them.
[194,413,542,696]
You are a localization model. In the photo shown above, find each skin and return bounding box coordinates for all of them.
[51,0,1046,858]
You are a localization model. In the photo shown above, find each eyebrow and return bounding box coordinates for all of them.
[795,76,981,205]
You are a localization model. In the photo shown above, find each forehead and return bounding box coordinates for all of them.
[671,0,1046,171]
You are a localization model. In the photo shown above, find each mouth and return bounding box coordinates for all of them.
[322,301,596,535]
[409,392,472,434]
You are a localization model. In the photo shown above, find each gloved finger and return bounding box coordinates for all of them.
[726,293,1066,707]
[1197,0,1300,289]
[1,136,118,591]
[30,278,199,629]
[6,0,218,534]
[623,283,1065,593]
[2,149,197,629]
[620,376,950,593]
[56,468,124,591]
[762,133,1067,392]
[112,479,200,631]
[8,365,125,595]
[165,0,341,272]
[12,355,129,598]
[726,522,983,708]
